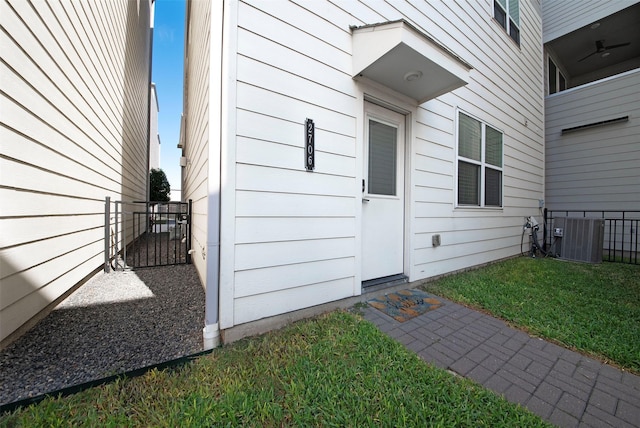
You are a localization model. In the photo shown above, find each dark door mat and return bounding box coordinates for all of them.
[368,289,443,322]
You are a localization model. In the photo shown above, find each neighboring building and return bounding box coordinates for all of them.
[0,0,153,345]
[150,83,161,170]
[543,1,640,212]
[180,0,545,346]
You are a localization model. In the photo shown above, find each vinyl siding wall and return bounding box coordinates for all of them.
[185,0,544,329]
[229,0,359,327]
[0,0,151,344]
[181,0,212,290]
[545,69,640,211]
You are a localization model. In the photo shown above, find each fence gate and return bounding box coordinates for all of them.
[105,198,192,271]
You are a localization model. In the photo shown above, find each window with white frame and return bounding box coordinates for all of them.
[494,0,520,45]
[457,112,503,207]
[548,57,567,94]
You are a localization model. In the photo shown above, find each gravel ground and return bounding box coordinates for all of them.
[0,264,204,406]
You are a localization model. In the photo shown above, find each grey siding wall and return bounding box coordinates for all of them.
[0,0,152,344]
[545,69,640,211]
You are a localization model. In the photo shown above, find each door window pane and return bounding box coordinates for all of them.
[368,120,397,196]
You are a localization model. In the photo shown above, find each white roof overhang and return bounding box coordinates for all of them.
[351,20,472,104]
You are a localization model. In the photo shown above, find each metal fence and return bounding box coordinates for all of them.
[543,209,639,264]
[105,198,192,271]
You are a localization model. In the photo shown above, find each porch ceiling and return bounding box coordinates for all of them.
[351,20,472,104]
[546,3,640,80]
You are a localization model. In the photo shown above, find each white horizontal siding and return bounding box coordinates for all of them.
[0,215,102,249]
[237,84,355,137]
[234,277,353,326]
[235,237,355,271]
[545,70,640,212]
[203,0,544,327]
[414,236,520,278]
[236,109,355,158]
[0,154,115,202]
[243,0,352,58]
[236,137,356,177]
[235,217,355,244]
[1,233,103,309]
[236,191,355,217]
[0,0,151,343]
[234,257,354,298]
[236,164,356,197]
[181,0,211,281]
[237,56,355,115]
[1,254,104,342]
[389,0,544,279]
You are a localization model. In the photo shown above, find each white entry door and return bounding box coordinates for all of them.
[362,102,405,282]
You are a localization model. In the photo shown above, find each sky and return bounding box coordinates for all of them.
[152,0,186,200]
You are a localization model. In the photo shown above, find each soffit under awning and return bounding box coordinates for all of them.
[351,20,472,104]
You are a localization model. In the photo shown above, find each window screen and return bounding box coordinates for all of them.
[508,0,519,27]
[485,168,502,207]
[458,161,480,205]
[485,126,502,167]
[494,1,506,28]
[458,113,481,161]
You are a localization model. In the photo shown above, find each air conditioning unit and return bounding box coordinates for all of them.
[554,218,604,263]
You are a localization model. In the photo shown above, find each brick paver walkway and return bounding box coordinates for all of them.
[363,295,640,428]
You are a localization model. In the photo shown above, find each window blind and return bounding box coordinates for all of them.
[458,113,481,161]
[368,120,397,196]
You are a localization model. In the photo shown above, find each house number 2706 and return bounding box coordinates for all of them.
[305,118,315,171]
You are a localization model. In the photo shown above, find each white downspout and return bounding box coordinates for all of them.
[202,0,226,350]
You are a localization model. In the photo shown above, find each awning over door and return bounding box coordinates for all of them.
[351,20,472,104]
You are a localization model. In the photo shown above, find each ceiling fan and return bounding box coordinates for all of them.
[578,40,631,62]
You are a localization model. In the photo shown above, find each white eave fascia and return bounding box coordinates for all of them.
[351,19,472,104]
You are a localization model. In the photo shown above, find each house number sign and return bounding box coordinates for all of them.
[305,118,315,171]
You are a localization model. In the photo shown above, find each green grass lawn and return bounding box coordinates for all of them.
[423,257,640,373]
[1,311,550,427]
[4,257,636,426]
